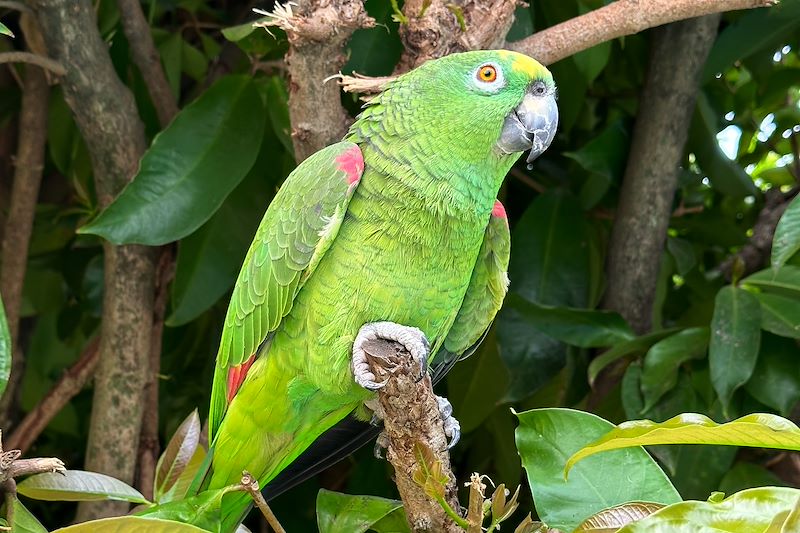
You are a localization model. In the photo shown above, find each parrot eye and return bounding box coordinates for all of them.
[471,62,505,93]
[477,65,497,83]
[531,81,547,96]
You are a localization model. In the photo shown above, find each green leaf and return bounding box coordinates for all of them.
[17,470,149,503]
[498,191,593,401]
[618,487,800,532]
[316,490,409,533]
[154,410,201,502]
[574,502,665,533]
[0,292,11,397]
[447,328,508,433]
[263,76,294,157]
[515,408,680,532]
[158,32,182,100]
[565,119,628,210]
[0,21,13,37]
[689,93,757,197]
[136,486,231,530]
[52,516,211,532]
[745,333,800,416]
[756,292,800,338]
[588,328,682,385]
[10,498,47,533]
[744,266,800,299]
[773,195,800,269]
[79,75,266,245]
[573,41,612,85]
[506,294,634,348]
[566,412,800,473]
[709,286,761,417]
[719,462,787,495]
[640,327,709,412]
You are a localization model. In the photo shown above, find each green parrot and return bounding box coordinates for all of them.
[205,49,557,529]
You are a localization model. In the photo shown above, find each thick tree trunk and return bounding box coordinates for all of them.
[603,15,720,334]
[28,0,156,520]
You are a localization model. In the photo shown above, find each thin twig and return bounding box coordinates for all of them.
[509,167,546,194]
[0,51,65,75]
[6,337,100,453]
[507,0,777,65]
[239,471,286,533]
[0,1,30,13]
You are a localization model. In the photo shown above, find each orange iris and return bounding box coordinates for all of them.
[477,65,497,83]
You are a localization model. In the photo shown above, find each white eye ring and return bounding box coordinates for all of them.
[471,62,505,93]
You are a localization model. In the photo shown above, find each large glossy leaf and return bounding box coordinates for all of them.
[79,75,266,245]
[154,410,201,502]
[755,292,800,338]
[506,294,634,348]
[515,408,680,532]
[773,195,800,269]
[498,191,593,401]
[166,133,281,326]
[17,470,149,503]
[10,497,47,533]
[316,490,409,533]
[566,413,800,473]
[52,517,210,532]
[0,293,10,397]
[744,266,800,299]
[618,487,800,532]
[447,328,508,433]
[640,327,709,412]
[709,286,761,417]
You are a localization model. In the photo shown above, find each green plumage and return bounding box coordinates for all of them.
[204,50,555,530]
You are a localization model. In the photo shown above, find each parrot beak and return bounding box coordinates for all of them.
[497,87,558,165]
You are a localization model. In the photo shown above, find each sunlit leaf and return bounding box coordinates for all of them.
[78,76,266,245]
[17,470,149,503]
[52,516,210,532]
[316,490,409,533]
[154,410,201,502]
[566,413,800,474]
[10,497,47,533]
[0,22,13,37]
[515,408,679,532]
[136,486,231,530]
[574,502,664,532]
[773,195,800,270]
[618,487,800,532]
[709,286,761,417]
[0,293,11,397]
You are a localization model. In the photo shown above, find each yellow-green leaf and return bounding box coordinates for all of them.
[18,470,149,503]
[574,502,664,532]
[618,487,800,532]
[0,22,13,37]
[52,516,210,532]
[566,413,800,475]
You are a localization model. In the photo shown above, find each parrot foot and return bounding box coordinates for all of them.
[352,321,429,390]
[436,395,461,449]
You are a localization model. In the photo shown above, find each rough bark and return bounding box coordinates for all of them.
[507,0,776,65]
[257,0,373,162]
[603,15,721,335]
[364,339,461,533]
[27,0,156,520]
[0,54,48,425]
[398,0,517,70]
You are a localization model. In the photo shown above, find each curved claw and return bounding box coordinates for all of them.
[436,395,461,449]
[351,321,430,391]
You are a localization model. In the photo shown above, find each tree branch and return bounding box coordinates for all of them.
[0,51,65,75]
[6,337,100,453]
[28,0,157,521]
[506,0,776,65]
[0,1,30,14]
[115,0,178,127]
[256,0,373,162]
[363,339,461,533]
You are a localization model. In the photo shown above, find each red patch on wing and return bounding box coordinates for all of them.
[336,146,364,185]
[492,200,507,219]
[226,353,257,404]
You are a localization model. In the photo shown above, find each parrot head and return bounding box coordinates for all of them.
[355,50,558,169]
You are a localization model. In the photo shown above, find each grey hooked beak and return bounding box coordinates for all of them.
[497,88,558,165]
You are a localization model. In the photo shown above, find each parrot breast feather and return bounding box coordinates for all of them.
[209,142,364,441]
